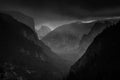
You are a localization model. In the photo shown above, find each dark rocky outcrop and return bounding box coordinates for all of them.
[66,19,120,80]
[0,13,68,80]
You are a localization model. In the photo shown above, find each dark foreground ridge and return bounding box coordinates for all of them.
[0,13,66,80]
[67,19,120,80]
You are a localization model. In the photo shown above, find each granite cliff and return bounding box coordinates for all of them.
[67,19,120,80]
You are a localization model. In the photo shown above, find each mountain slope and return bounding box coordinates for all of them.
[0,12,68,80]
[67,19,120,80]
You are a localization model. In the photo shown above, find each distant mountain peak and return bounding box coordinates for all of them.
[37,25,51,39]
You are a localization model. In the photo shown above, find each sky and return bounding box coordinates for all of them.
[0,0,120,30]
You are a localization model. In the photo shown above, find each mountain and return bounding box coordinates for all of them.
[37,25,51,39]
[78,19,119,63]
[78,20,107,58]
[42,21,94,65]
[1,10,35,31]
[80,19,119,46]
[66,19,120,80]
[0,12,69,80]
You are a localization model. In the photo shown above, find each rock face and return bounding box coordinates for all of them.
[78,21,107,60]
[37,25,51,39]
[0,13,69,80]
[67,20,120,80]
